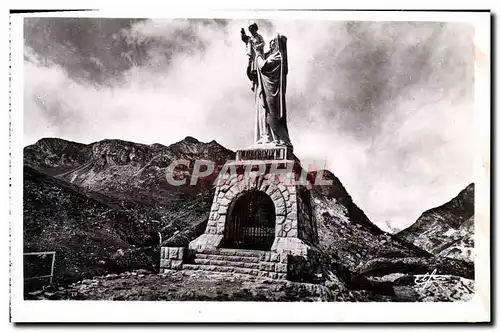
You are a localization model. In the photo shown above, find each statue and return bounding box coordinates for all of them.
[240,22,265,91]
[241,24,292,147]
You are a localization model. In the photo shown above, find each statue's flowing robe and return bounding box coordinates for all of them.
[254,35,292,146]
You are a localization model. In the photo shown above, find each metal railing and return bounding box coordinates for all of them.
[23,251,56,284]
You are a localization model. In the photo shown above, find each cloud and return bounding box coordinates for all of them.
[23,18,474,230]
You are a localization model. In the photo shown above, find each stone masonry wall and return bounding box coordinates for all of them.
[159,247,187,272]
[189,160,317,256]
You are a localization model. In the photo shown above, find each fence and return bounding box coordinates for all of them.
[23,251,56,284]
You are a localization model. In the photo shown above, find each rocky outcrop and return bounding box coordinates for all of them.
[397,184,474,262]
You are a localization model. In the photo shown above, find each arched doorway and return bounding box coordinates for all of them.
[223,190,276,250]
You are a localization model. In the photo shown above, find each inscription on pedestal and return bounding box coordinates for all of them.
[237,147,288,161]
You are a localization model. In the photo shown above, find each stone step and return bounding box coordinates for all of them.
[194,258,260,269]
[183,264,286,280]
[198,248,267,258]
[194,253,260,264]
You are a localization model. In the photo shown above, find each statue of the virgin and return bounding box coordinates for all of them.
[244,32,292,147]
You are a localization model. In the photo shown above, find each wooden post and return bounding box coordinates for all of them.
[49,252,56,284]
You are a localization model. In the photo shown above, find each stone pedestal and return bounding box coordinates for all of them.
[189,144,319,261]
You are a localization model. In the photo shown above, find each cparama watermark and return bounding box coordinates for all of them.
[164,159,334,187]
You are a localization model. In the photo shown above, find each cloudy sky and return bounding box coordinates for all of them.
[23,17,475,231]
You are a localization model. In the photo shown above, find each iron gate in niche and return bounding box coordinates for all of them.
[223,190,276,250]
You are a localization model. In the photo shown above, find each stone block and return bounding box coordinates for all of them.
[218,184,229,193]
[223,249,237,256]
[219,197,231,206]
[269,272,278,279]
[266,185,278,197]
[211,202,219,211]
[275,198,285,208]
[183,264,199,270]
[282,189,290,200]
[177,247,186,261]
[282,221,293,233]
[259,262,275,272]
[277,182,287,192]
[160,247,166,259]
[243,262,260,269]
[168,248,178,259]
[229,184,241,196]
[218,204,228,214]
[216,223,225,234]
[279,255,289,264]
[276,204,286,216]
[275,263,288,273]
[247,177,258,189]
[232,261,246,268]
[271,191,282,202]
[259,271,270,278]
[207,219,217,228]
[171,260,182,270]
[194,258,210,265]
[259,182,270,193]
[276,215,285,225]
[270,253,280,262]
[160,259,171,269]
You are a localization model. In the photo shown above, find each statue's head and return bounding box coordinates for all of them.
[248,23,258,35]
[269,34,286,54]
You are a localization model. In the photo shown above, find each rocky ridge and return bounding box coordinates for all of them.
[398,184,474,262]
[23,137,475,301]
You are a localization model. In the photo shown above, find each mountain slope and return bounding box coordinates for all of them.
[25,137,407,274]
[25,136,234,202]
[24,137,473,301]
[309,170,425,272]
[23,165,159,283]
[397,184,474,262]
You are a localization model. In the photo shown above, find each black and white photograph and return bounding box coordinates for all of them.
[8,7,491,323]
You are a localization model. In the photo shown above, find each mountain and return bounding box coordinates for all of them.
[308,170,426,271]
[23,165,158,284]
[24,137,407,275]
[23,136,234,283]
[397,184,474,262]
[25,136,233,199]
[23,137,474,301]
